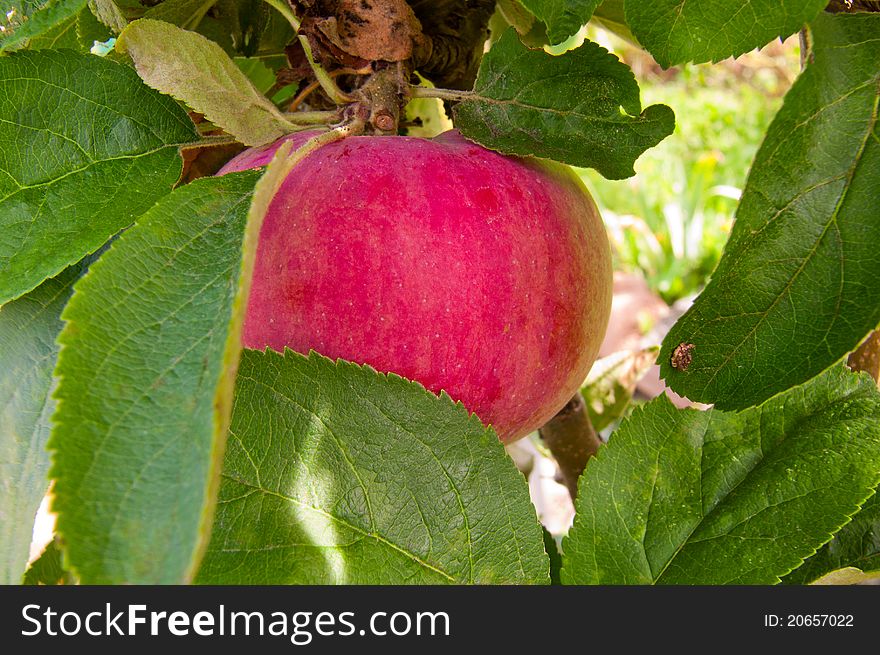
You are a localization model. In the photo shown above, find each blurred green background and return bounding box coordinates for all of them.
[577,28,801,305]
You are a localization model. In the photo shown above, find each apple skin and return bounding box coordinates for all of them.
[219,130,612,442]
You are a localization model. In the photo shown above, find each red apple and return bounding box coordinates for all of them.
[219,130,612,442]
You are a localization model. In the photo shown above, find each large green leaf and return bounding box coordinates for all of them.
[660,12,880,410]
[783,492,880,584]
[49,171,261,584]
[625,0,827,68]
[518,0,601,44]
[0,49,199,306]
[454,29,674,179]
[117,19,298,147]
[561,365,880,585]
[0,261,87,585]
[0,0,87,51]
[197,350,550,585]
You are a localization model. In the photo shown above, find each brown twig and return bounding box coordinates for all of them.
[538,394,603,501]
[287,68,363,112]
[353,64,411,133]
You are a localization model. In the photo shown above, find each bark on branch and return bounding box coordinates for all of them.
[538,394,603,501]
[408,0,497,90]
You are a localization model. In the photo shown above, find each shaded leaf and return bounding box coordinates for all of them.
[143,0,217,28]
[496,0,537,36]
[22,538,76,585]
[660,12,880,409]
[0,261,87,584]
[625,0,827,68]
[0,49,199,305]
[561,365,880,584]
[591,0,635,45]
[49,171,261,584]
[25,10,80,49]
[543,527,563,585]
[117,18,298,147]
[783,492,880,584]
[197,350,549,585]
[87,0,130,33]
[234,56,277,95]
[454,29,674,179]
[76,1,113,47]
[0,0,86,51]
[495,0,549,48]
[519,0,601,44]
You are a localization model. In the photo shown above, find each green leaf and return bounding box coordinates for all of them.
[87,0,130,33]
[0,261,87,585]
[659,12,880,410]
[625,0,827,68]
[543,527,563,585]
[197,350,550,584]
[0,0,87,51]
[234,56,277,95]
[0,49,199,306]
[25,11,80,49]
[783,492,880,585]
[581,347,658,432]
[22,538,76,585]
[518,0,601,44]
[809,567,880,585]
[117,19,298,147]
[49,171,261,584]
[590,0,635,44]
[453,29,674,179]
[143,0,217,28]
[76,3,112,48]
[561,365,880,584]
[496,0,537,36]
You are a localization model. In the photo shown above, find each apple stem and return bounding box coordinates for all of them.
[538,394,603,501]
[409,86,474,103]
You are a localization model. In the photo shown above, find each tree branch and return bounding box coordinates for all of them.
[408,0,497,90]
[538,393,603,501]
